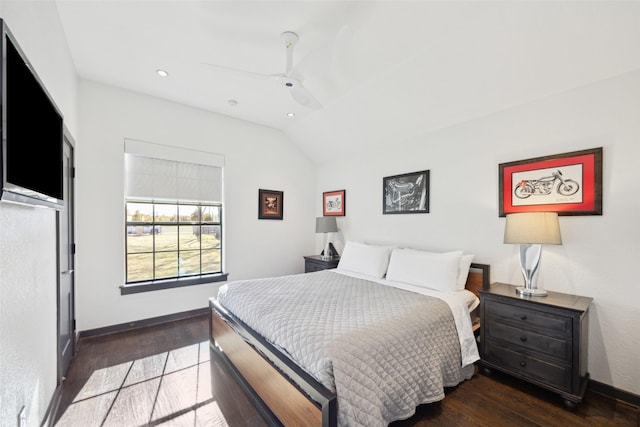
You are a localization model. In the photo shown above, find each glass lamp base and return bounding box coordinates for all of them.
[321,237,332,260]
[516,243,548,297]
[516,287,548,297]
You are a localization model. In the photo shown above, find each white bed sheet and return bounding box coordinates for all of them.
[333,269,480,367]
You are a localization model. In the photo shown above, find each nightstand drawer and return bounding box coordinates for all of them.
[306,261,327,273]
[304,256,340,273]
[486,321,571,361]
[484,343,571,391]
[486,300,571,338]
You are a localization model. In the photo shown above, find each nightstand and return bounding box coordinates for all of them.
[479,283,592,410]
[304,255,340,273]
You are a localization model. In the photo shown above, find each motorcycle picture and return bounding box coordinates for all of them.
[514,169,580,199]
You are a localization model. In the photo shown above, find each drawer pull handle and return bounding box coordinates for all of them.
[520,361,526,368]
[520,315,527,320]
[520,335,527,342]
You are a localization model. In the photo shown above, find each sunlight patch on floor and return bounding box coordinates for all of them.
[55,341,229,426]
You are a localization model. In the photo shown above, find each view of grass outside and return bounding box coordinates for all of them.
[126,201,221,283]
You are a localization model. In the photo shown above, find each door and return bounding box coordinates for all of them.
[58,129,75,380]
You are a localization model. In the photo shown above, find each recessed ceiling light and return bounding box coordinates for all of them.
[156,69,169,77]
[228,99,238,107]
[286,112,295,117]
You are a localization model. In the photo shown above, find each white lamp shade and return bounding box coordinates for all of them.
[316,217,338,233]
[504,212,562,245]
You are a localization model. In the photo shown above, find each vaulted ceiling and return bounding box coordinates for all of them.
[56,1,640,164]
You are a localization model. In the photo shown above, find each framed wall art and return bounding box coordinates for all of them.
[498,147,602,217]
[383,170,430,214]
[323,190,346,216]
[258,189,283,220]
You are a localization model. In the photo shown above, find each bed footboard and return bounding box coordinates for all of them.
[209,299,337,427]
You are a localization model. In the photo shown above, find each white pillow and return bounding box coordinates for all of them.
[386,248,462,292]
[337,241,393,278]
[457,254,475,290]
[401,248,474,291]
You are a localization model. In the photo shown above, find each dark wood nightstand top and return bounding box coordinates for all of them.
[303,255,340,262]
[480,283,592,313]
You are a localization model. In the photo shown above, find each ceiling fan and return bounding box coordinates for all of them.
[203,31,322,110]
[275,31,322,109]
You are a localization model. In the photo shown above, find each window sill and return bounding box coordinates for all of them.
[120,273,228,295]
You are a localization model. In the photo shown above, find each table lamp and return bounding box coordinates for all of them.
[504,212,562,297]
[316,217,338,260]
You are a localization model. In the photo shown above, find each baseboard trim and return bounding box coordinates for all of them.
[588,379,640,409]
[78,307,208,339]
[41,381,63,427]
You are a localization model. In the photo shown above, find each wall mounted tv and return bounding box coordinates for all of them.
[0,18,64,210]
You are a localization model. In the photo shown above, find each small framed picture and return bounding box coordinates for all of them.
[383,170,430,214]
[258,189,283,220]
[323,190,346,216]
[498,147,603,216]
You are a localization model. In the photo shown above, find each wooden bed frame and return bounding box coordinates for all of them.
[209,263,490,427]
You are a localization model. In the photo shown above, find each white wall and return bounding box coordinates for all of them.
[76,80,316,332]
[0,2,78,426]
[317,70,640,396]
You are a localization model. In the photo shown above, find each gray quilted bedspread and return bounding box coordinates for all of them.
[216,270,474,426]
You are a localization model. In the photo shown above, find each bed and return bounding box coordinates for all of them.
[209,242,490,426]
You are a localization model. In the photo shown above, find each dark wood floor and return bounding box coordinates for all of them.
[53,313,639,427]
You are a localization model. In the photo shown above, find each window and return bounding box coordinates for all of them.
[126,201,222,282]
[121,139,226,294]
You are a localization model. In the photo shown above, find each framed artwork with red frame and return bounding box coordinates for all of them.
[323,189,346,216]
[498,147,602,217]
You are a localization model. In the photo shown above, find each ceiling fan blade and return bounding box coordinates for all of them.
[330,25,358,86]
[290,25,356,88]
[289,84,322,110]
[200,61,271,80]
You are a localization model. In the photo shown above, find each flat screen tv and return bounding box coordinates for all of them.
[0,19,64,210]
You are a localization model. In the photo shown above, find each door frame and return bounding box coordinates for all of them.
[57,126,76,382]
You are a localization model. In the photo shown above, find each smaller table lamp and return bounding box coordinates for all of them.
[316,217,338,260]
[504,212,562,297]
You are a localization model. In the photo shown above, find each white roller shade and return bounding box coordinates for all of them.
[124,139,223,203]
